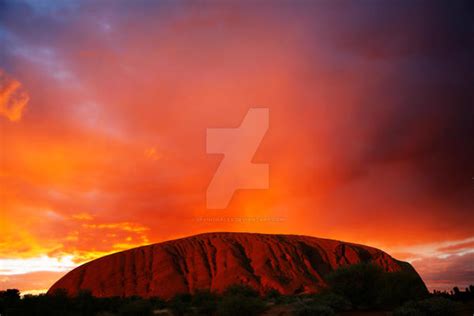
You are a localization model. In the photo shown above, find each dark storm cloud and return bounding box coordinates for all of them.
[336,0,474,60]
[323,0,474,206]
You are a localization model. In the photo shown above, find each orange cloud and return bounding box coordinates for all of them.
[71,212,94,221]
[144,147,162,161]
[0,70,29,122]
[82,222,149,233]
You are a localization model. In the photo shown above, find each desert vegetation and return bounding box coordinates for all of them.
[1,264,472,316]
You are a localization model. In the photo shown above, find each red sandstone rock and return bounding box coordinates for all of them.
[48,232,424,298]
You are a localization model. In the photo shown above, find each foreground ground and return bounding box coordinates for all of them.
[2,263,473,315]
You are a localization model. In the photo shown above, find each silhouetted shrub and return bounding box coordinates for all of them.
[215,285,266,316]
[148,296,167,310]
[191,290,219,315]
[0,289,20,302]
[376,270,428,308]
[294,302,335,316]
[393,297,461,316]
[326,263,382,308]
[275,294,299,305]
[118,299,153,316]
[417,297,461,315]
[312,292,352,311]
[264,289,281,300]
[0,289,21,315]
[217,294,265,316]
[392,304,424,316]
[222,284,259,297]
[169,293,192,316]
[74,289,94,314]
[326,263,428,309]
[50,288,69,298]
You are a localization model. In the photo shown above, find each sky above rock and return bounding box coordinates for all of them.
[0,0,473,294]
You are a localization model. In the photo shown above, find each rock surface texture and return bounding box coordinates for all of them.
[48,232,424,298]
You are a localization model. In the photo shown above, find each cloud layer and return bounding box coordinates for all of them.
[0,70,29,121]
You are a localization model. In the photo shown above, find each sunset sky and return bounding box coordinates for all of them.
[1,0,473,294]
